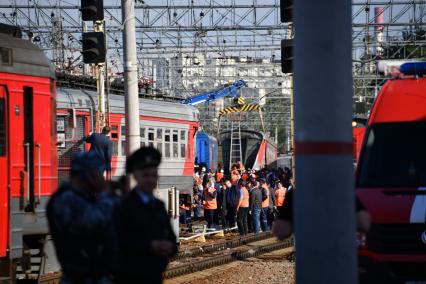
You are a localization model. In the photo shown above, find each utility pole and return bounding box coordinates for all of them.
[294,0,357,283]
[95,20,105,131]
[122,0,140,156]
[288,73,295,176]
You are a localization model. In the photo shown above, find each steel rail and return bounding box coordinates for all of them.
[165,238,293,279]
[175,231,273,260]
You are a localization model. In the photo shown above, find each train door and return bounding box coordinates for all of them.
[23,87,35,210]
[0,86,8,258]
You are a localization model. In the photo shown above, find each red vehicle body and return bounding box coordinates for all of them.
[356,75,426,282]
[0,31,58,280]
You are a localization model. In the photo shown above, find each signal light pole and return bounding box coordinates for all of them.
[80,0,106,131]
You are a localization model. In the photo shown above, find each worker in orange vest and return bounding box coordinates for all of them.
[203,181,218,229]
[236,181,250,235]
[231,170,240,186]
[275,180,287,207]
[216,169,224,182]
[260,178,270,231]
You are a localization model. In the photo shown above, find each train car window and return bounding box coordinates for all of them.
[173,143,178,158]
[121,125,126,136]
[173,130,179,158]
[148,128,154,147]
[109,125,119,156]
[180,130,186,158]
[0,47,12,66]
[157,128,163,154]
[121,140,127,156]
[140,127,145,138]
[0,97,5,156]
[165,129,171,158]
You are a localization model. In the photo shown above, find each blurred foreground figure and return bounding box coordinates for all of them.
[47,152,119,284]
[118,147,177,284]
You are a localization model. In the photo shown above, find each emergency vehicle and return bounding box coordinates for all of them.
[356,62,426,282]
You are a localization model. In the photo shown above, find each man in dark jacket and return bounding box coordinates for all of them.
[249,181,263,233]
[85,126,113,173]
[118,147,177,284]
[47,152,119,284]
[217,179,229,229]
[226,180,240,228]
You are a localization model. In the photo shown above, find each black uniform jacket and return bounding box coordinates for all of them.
[118,189,177,282]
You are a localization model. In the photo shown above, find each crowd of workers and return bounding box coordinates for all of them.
[182,163,295,235]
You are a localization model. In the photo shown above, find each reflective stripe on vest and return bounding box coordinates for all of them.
[261,185,269,208]
[204,186,217,209]
[275,188,286,206]
[240,187,249,208]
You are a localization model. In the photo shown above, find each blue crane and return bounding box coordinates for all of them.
[182,80,247,106]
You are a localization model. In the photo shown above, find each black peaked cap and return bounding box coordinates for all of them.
[126,146,162,173]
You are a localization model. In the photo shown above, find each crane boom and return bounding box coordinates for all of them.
[182,80,247,106]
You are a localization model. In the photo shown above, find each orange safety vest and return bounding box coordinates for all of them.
[275,187,286,207]
[239,186,250,208]
[204,186,217,209]
[216,172,224,182]
[261,185,269,208]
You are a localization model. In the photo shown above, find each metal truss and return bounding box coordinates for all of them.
[0,0,425,152]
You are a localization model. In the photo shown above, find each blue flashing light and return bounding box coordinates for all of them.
[400,62,426,76]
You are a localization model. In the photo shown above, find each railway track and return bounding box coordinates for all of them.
[37,233,291,283]
[165,237,293,279]
[175,231,273,260]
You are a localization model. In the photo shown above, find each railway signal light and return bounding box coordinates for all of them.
[81,32,106,64]
[280,0,293,23]
[281,39,293,74]
[80,0,104,21]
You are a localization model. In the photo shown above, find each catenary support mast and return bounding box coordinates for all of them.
[122,0,140,156]
[294,0,357,283]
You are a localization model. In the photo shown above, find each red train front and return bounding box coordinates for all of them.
[0,27,59,281]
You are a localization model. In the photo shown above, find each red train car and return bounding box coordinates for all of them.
[0,27,58,281]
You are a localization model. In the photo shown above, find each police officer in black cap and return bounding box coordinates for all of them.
[117,147,177,284]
